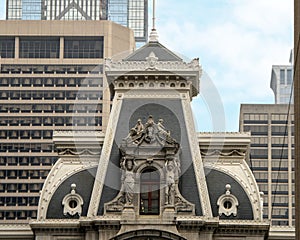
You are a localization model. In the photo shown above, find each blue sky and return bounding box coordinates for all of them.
[155,0,293,132]
[0,0,294,132]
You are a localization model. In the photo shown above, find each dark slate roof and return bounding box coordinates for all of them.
[47,168,97,219]
[124,41,182,61]
[205,167,254,220]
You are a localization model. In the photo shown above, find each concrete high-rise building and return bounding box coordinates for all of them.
[5,0,148,42]
[239,104,295,227]
[0,20,135,223]
[270,51,294,104]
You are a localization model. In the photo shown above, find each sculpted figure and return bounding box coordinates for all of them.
[120,158,135,204]
[165,160,176,205]
[157,118,171,143]
[144,115,156,143]
[131,119,144,144]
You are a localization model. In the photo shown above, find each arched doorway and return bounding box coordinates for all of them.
[110,229,187,240]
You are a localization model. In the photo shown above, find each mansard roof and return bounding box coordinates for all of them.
[124,41,183,62]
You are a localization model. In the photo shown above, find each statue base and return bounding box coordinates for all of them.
[163,205,175,222]
[121,204,135,223]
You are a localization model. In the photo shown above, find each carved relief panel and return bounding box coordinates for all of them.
[104,116,194,217]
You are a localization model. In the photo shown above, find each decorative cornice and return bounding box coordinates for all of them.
[105,58,201,72]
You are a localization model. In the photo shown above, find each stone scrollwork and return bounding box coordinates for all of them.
[62,184,84,217]
[217,184,239,217]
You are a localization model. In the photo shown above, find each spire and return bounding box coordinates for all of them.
[149,0,159,42]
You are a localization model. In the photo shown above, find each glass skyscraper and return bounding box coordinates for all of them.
[22,0,41,19]
[6,0,148,42]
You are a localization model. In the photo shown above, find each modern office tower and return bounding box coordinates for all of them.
[5,0,42,20]
[108,0,148,42]
[6,0,107,20]
[6,0,148,42]
[270,52,294,104]
[239,104,294,226]
[42,0,108,20]
[0,20,135,223]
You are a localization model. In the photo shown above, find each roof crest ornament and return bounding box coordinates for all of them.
[146,51,159,69]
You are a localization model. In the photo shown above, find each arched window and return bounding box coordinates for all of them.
[140,168,160,215]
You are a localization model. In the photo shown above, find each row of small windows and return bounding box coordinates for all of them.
[0,169,50,179]
[0,77,103,87]
[0,116,102,127]
[243,113,294,122]
[0,64,102,74]
[0,143,54,153]
[0,156,57,166]
[0,183,42,193]
[0,104,102,114]
[0,37,104,59]
[0,130,53,139]
[253,172,290,182]
[0,91,102,101]
[0,210,37,220]
[271,220,289,226]
[251,149,292,159]
[0,197,39,206]
[243,125,294,136]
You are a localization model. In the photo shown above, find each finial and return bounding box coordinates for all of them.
[149,0,159,42]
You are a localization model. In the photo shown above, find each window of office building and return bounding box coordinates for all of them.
[22,0,42,19]
[271,148,288,159]
[243,113,268,124]
[243,125,268,135]
[19,37,60,58]
[64,37,104,58]
[0,37,15,58]
[128,0,146,38]
[280,69,285,84]
[108,0,128,25]
[271,126,288,136]
[287,69,293,85]
[7,0,22,19]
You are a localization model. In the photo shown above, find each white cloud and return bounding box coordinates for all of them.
[156,0,293,131]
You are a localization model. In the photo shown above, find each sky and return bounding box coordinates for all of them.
[0,0,294,132]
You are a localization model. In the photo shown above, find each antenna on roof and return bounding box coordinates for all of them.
[149,0,159,42]
[152,0,156,30]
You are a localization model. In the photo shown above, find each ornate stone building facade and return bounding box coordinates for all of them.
[1,30,271,239]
